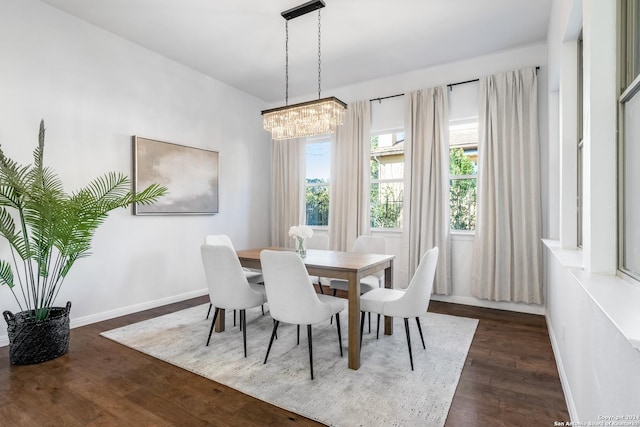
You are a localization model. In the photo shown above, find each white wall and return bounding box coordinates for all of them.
[0,0,272,345]
[546,0,640,422]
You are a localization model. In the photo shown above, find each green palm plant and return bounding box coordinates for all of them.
[0,120,167,320]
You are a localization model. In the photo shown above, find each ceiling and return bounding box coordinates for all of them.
[39,0,552,103]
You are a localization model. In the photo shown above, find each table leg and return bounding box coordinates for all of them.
[215,308,226,332]
[347,271,361,370]
[384,261,394,336]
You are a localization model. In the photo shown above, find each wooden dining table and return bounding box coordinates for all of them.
[219,247,394,370]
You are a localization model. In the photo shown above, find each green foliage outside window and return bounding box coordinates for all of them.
[450,147,477,230]
[306,179,329,226]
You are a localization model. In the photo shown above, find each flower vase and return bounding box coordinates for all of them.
[296,237,307,258]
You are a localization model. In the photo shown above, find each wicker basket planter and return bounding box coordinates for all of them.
[3,301,71,365]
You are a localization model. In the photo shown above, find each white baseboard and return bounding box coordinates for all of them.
[546,315,578,422]
[0,288,208,348]
[430,294,546,315]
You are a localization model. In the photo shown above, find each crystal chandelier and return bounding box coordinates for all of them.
[262,0,347,141]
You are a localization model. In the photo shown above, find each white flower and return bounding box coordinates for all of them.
[288,225,314,239]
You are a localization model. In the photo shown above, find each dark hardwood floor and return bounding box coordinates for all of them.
[0,292,569,426]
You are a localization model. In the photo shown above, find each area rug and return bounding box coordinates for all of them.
[101,304,478,426]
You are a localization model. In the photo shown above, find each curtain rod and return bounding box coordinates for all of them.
[369,66,540,102]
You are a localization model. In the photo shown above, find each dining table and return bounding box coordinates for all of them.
[217,247,395,370]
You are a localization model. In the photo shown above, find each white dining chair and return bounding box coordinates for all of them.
[359,247,438,371]
[305,233,329,294]
[201,244,267,357]
[329,235,386,332]
[260,249,345,380]
[204,234,265,323]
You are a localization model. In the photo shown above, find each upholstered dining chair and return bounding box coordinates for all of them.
[204,234,265,323]
[260,250,345,380]
[329,235,386,331]
[200,244,267,357]
[305,233,329,294]
[359,247,438,371]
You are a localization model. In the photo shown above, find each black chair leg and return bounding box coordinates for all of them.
[234,309,237,327]
[376,314,381,340]
[332,289,337,297]
[206,307,220,346]
[318,280,325,294]
[307,324,314,380]
[297,325,300,345]
[264,320,280,364]
[416,317,426,349]
[242,310,247,357]
[359,311,366,348]
[206,303,212,319]
[404,317,414,371]
[335,312,343,357]
[273,319,278,340]
[368,312,371,333]
[262,305,264,315]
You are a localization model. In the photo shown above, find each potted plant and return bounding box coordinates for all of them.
[0,120,167,364]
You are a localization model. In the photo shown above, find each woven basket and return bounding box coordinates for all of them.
[3,301,71,365]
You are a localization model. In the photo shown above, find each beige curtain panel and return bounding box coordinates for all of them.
[403,86,451,294]
[471,67,543,304]
[271,138,303,248]
[329,100,371,251]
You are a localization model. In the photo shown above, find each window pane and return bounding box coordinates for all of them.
[370,131,404,229]
[450,178,477,230]
[623,91,640,275]
[306,140,330,226]
[306,185,329,226]
[370,182,403,228]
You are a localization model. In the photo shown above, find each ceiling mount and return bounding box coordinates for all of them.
[281,0,325,21]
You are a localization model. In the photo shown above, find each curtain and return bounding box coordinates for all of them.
[403,86,451,294]
[471,67,542,304]
[271,138,303,248]
[329,100,371,251]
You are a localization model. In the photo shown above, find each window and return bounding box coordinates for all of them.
[370,131,404,229]
[449,121,478,231]
[305,138,330,226]
[619,0,640,279]
[577,31,584,248]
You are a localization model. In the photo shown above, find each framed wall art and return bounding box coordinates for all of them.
[132,136,219,215]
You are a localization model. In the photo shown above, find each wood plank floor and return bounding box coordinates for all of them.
[0,294,569,426]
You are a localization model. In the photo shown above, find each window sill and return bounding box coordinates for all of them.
[543,239,640,353]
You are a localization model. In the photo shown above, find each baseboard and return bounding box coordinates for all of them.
[0,288,209,348]
[430,294,546,315]
[546,315,578,422]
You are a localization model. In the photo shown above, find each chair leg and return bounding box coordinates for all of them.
[262,305,264,315]
[416,317,426,349]
[297,324,300,345]
[206,307,220,346]
[264,320,280,364]
[273,319,278,340]
[307,324,314,380]
[332,289,337,297]
[242,309,247,357]
[368,312,371,333]
[404,317,414,371]
[359,311,366,348]
[318,279,324,294]
[335,312,343,357]
[234,309,237,327]
[206,303,212,319]
[376,314,381,340]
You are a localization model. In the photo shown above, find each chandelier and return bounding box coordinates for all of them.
[261,0,347,141]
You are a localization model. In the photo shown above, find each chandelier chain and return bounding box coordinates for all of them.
[318,9,321,99]
[285,20,289,106]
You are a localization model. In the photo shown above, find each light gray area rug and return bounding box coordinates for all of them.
[101,304,478,427]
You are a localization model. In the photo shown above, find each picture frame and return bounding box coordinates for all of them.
[132,136,219,215]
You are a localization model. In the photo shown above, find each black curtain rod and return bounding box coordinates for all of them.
[369,66,540,102]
